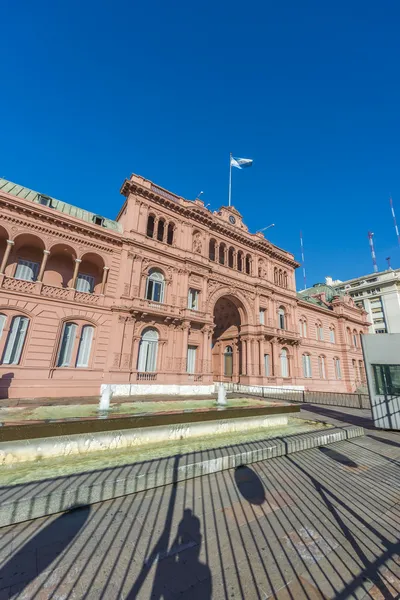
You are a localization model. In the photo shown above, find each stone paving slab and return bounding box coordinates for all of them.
[0,425,363,527]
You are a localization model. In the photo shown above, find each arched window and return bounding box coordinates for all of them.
[334,357,342,380]
[346,327,351,345]
[137,328,159,372]
[237,251,243,272]
[274,267,278,284]
[258,260,264,278]
[299,318,307,338]
[145,269,165,303]
[157,219,165,242]
[167,223,174,245]
[329,326,336,343]
[319,355,326,379]
[316,322,324,341]
[280,348,289,378]
[228,247,235,268]
[2,315,29,365]
[353,330,358,347]
[283,272,288,288]
[219,243,226,265]
[209,239,216,261]
[245,255,251,275]
[57,322,77,367]
[224,345,233,377]
[146,215,155,238]
[57,322,95,368]
[76,325,94,368]
[278,307,285,330]
[302,354,312,378]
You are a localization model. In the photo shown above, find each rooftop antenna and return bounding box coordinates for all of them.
[390,197,400,246]
[368,231,378,273]
[386,256,391,269]
[300,230,307,290]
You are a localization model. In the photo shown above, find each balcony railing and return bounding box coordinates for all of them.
[136,372,157,381]
[132,297,181,316]
[0,276,104,306]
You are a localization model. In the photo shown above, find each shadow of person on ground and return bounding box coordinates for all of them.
[0,505,90,595]
[0,372,14,400]
[234,465,266,505]
[319,446,358,468]
[368,434,400,447]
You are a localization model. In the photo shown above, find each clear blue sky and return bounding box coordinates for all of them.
[2,1,400,288]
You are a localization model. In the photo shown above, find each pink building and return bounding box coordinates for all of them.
[0,174,369,399]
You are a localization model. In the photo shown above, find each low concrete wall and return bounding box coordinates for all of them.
[0,413,289,465]
[102,383,215,396]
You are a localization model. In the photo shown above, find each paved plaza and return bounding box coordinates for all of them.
[0,405,400,599]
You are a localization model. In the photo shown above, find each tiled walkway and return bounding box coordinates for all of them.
[0,405,399,599]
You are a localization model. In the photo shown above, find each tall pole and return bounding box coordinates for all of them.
[390,197,400,246]
[368,231,378,273]
[300,231,307,290]
[228,153,232,207]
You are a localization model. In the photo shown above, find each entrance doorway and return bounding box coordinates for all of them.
[212,295,244,382]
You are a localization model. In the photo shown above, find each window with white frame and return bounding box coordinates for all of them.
[137,328,159,372]
[145,269,165,303]
[259,309,265,325]
[264,354,270,376]
[15,259,39,282]
[57,323,78,367]
[188,289,199,310]
[278,308,285,330]
[302,354,312,378]
[329,327,335,343]
[319,355,326,379]
[353,331,358,347]
[334,357,342,380]
[0,314,5,341]
[76,325,94,368]
[187,346,197,374]
[299,318,307,337]
[315,322,323,341]
[280,348,289,377]
[2,316,29,365]
[76,273,95,293]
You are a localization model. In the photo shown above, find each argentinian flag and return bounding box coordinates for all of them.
[230,156,253,169]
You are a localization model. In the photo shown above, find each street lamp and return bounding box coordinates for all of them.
[256,223,275,234]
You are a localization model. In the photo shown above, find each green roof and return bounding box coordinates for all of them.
[0,178,122,233]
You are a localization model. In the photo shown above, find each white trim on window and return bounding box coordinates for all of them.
[57,322,78,367]
[15,259,39,282]
[187,346,197,374]
[2,316,29,365]
[76,273,95,293]
[76,325,94,367]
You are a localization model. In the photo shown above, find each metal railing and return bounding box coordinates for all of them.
[225,382,370,409]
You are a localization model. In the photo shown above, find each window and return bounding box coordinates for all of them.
[38,194,52,207]
[187,346,197,374]
[302,354,312,378]
[319,356,326,379]
[167,223,174,245]
[15,259,39,282]
[228,247,234,268]
[329,327,335,343]
[224,345,233,377]
[188,289,199,310]
[76,273,95,293]
[334,357,342,380]
[147,215,155,238]
[315,322,323,341]
[372,364,400,396]
[219,243,226,265]
[145,269,165,303]
[245,255,251,275]
[157,219,165,242]
[278,308,285,330]
[280,348,289,377]
[57,322,78,367]
[93,215,105,227]
[2,316,29,365]
[76,325,94,368]
[237,252,243,272]
[353,331,358,347]
[264,354,270,376]
[209,240,216,261]
[137,328,159,372]
[259,309,265,325]
[299,319,307,338]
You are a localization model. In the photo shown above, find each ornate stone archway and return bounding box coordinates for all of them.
[212,294,249,382]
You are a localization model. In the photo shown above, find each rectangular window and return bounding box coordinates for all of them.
[319,356,326,379]
[335,358,342,380]
[264,354,270,376]
[187,346,197,374]
[2,316,29,365]
[15,259,39,282]
[57,323,77,367]
[302,355,312,378]
[76,326,94,368]
[259,309,265,325]
[76,273,95,293]
[188,289,199,310]
[372,364,400,396]
[329,329,335,343]
[0,314,5,340]
[318,327,324,341]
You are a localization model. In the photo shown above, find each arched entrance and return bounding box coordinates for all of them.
[212,295,245,382]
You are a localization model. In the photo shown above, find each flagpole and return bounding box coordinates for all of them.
[228,152,232,206]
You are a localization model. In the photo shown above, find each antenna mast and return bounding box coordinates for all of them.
[368,231,378,273]
[300,231,307,290]
[390,197,400,246]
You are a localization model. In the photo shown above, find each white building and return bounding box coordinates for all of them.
[326,270,400,334]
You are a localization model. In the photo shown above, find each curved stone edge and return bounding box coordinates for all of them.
[0,425,364,527]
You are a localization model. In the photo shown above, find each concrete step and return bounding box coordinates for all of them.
[0,424,363,527]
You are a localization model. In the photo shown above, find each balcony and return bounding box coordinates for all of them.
[132,297,181,317]
[276,328,300,344]
[0,275,104,306]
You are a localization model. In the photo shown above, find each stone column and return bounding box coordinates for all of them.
[132,336,140,371]
[232,339,239,379]
[71,258,82,289]
[37,249,50,282]
[259,337,264,376]
[270,340,276,376]
[202,327,210,373]
[100,266,109,295]
[158,341,166,372]
[0,240,14,274]
[246,338,253,376]
[181,323,190,372]
[242,339,247,374]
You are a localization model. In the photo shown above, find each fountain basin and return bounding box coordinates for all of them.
[0,407,299,465]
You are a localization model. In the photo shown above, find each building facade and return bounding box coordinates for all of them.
[328,270,400,334]
[0,174,369,400]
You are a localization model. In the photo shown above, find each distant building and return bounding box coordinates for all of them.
[326,270,400,334]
